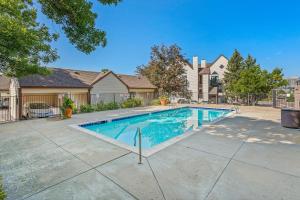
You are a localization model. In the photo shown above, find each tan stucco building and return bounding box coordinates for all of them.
[15,68,156,118]
[185,55,229,103]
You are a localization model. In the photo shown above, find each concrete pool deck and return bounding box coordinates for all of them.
[0,105,300,200]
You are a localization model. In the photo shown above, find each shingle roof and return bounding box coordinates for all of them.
[117,74,157,89]
[19,68,92,88]
[18,68,156,89]
[0,75,10,91]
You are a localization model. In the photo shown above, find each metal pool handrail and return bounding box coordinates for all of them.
[134,127,142,164]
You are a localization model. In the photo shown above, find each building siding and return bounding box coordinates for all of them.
[202,74,209,102]
[184,57,199,101]
[91,73,128,94]
[209,56,228,80]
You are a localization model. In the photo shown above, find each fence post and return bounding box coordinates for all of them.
[272,90,277,108]
[18,88,22,120]
[247,93,250,106]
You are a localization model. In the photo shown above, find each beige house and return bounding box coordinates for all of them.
[16,68,156,118]
[185,55,228,103]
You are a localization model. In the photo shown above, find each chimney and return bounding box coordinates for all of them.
[201,59,207,68]
[193,56,198,69]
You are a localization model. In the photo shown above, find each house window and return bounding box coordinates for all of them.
[219,65,225,69]
[129,92,136,98]
[210,72,219,87]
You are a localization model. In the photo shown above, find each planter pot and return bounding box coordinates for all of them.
[65,108,73,118]
[281,108,300,128]
[160,99,167,106]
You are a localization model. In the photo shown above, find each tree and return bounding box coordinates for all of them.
[101,68,110,73]
[136,44,191,98]
[224,51,288,104]
[223,49,244,97]
[244,54,256,69]
[268,68,288,90]
[0,0,121,77]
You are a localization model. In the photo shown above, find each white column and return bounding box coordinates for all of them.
[191,56,199,102]
[203,74,209,102]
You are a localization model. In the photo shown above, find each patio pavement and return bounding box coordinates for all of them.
[0,105,300,200]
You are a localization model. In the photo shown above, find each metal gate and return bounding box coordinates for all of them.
[0,95,18,123]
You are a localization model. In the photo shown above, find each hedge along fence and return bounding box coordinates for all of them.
[79,98,143,113]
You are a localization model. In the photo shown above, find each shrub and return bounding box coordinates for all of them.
[104,102,120,110]
[94,102,119,111]
[0,177,6,200]
[80,104,94,113]
[121,98,142,108]
[151,98,161,106]
[94,102,106,111]
[72,107,78,114]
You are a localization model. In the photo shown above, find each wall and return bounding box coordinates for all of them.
[91,73,128,94]
[184,57,199,102]
[90,73,129,104]
[209,56,228,80]
[9,78,19,120]
[203,74,209,102]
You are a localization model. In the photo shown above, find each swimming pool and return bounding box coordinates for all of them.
[74,107,231,155]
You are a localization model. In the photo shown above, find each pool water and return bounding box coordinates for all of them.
[80,107,230,149]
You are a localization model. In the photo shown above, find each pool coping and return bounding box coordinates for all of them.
[70,106,235,157]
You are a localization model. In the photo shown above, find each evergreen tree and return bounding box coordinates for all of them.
[244,55,257,69]
[223,49,244,97]
[224,51,288,104]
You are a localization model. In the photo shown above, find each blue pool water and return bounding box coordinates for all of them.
[80,107,230,149]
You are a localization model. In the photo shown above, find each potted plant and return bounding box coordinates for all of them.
[61,96,74,118]
[159,95,169,106]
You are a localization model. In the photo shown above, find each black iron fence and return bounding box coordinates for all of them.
[0,95,18,123]
[178,91,295,108]
[0,92,157,123]
[91,92,156,106]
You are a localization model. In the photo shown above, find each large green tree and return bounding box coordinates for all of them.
[0,0,120,77]
[224,51,288,104]
[137,44,191,98]
[223,49,244,96]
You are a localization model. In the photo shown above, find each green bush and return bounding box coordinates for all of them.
[121,98,142,108]
[94,102,106,111]
[151,98,161,106]
[104,102,120,110]
[0,177,6,200]
[80,104,94,113]
[94,102,119,111]
[72,107,78,114]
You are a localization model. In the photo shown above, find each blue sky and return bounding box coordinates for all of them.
[39,0,300,77]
